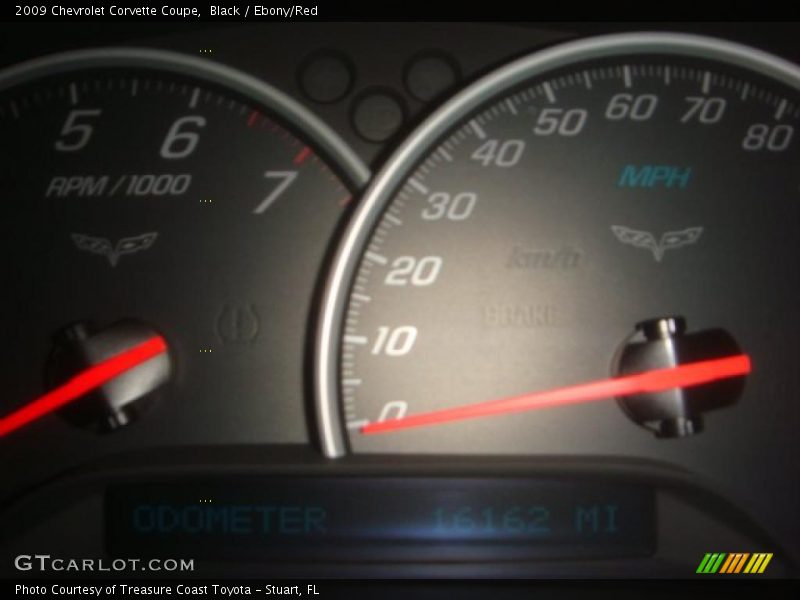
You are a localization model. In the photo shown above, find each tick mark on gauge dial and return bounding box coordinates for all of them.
[293,146,312,165]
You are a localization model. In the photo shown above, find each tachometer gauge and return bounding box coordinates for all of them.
[0,49,368,495]
[316,32,800,558]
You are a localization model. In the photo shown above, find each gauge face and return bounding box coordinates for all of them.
[0,50,366,491]
[317,34,800,464]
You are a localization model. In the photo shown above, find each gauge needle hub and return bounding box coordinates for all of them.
[0,335,168,437]
[361,354,751,435]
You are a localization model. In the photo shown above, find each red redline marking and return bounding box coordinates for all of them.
[0,336,168,438]
[338,195,353,207]
[247,110,260,127]
[293,146,312,165]
[361,353,751,435]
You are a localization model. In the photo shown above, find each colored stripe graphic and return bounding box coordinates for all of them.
[743,553,773,574]
[719,554,736,573]
[709,553,726,573]
[698,552,773,574]
[720,553,749,573]
[733,553,749,573]
[697,553,726,573]
[696,553,713,573]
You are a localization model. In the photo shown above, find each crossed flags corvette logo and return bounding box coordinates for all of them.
[71,232,158,267]
[611,225,703,262]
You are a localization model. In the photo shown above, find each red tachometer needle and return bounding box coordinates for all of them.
[0,335,168,437]
[361,353,751,435]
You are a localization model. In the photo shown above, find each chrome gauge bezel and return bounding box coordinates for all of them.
[315,32,800,458]
[0,47,370,188]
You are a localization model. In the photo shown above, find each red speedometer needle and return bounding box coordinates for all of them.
[0,335,168,438]
[361,353,751,435]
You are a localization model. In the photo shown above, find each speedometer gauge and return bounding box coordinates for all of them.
[317,32,800,475]
[317,32,800,564]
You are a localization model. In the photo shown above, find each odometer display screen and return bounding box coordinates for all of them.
[107,478,654,561]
